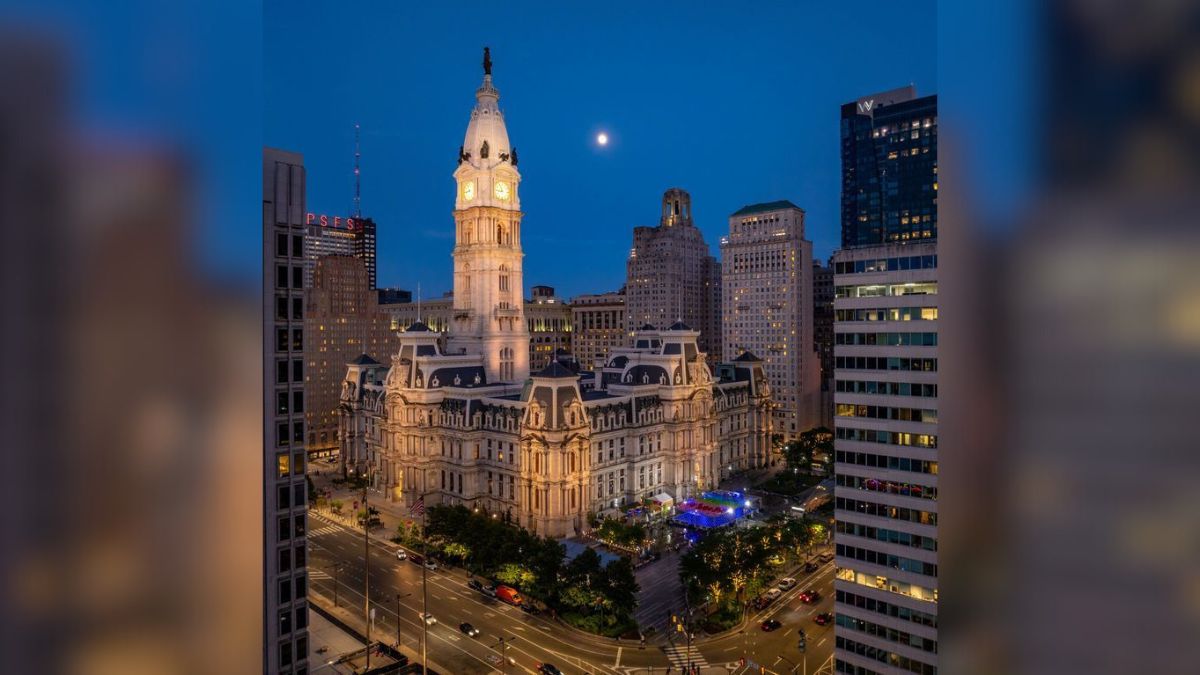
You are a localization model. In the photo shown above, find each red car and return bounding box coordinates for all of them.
[799,589,821,604]
[814,612,833,626]
[760,619,782,632]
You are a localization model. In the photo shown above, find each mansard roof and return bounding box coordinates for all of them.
[349,353,381,366]
[666,320,692,331]
[405,321,432,332]
[732,351,762,362]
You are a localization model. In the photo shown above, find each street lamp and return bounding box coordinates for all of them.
[494,636,509,675]
[329,562,346,607]
[395,592,412,650]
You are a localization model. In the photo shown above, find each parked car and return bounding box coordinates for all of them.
[467,579,484,593]
[520,603,541,615]
[420,612,437,625]
[495,584,523,606]
[395,549,408,561]
[458,622,480,637]
[765,588,783,601]
[814,612,833,626]
[761,619,782,632]
[803,561,819,573]
[536,663,563,675]
[799,589,821,604]
[818,552,834,563]
[767,554,785,567]
[483,583,498,597]
[778,577,797,591]
[408,553,425,566]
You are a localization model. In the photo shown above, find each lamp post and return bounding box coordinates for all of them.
[329,562,345,607]
[494,636,509,675]
[395,592,412,650]
[361,463,373,671]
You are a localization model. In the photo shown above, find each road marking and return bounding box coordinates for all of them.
[614,646,622,667]
[783,628,792,636]
[818,637,827,646]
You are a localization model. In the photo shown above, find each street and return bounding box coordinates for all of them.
[307,513,834,674]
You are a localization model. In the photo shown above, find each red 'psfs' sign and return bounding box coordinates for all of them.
[306,213,359,230]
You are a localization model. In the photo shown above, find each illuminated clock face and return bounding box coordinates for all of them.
[462,181,475,201]
[494,181,510,201]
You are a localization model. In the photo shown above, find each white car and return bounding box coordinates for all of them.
[764,588,783,601]
[424,560,438,571]
[778,577,797,591]
[396,549,408,561]
[420,612,437,625]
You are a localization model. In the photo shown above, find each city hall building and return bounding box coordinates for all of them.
[337,51,775,537]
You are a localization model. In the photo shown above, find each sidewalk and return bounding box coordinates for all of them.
[309,585,450,674]
[308,463,415,547]
[308,606,391,674]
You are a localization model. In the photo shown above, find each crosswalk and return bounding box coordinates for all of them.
[309,524,343,538]
[662,643,709,670]
[308,569,331,580]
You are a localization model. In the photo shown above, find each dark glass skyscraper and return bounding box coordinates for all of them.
[840,86,938,248]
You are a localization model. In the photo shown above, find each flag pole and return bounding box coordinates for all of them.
[421,490,429,674]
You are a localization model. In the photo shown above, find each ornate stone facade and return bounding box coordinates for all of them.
[337,52,774,538]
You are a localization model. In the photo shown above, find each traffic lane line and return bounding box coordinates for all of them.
[309,577,499,673]
[312,552,633,670]
[313,531,649,664]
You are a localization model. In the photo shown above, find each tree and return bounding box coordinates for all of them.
[798,427,833,468]
[443,542,470,563]
[495,563,536,588]
[357,507,382,529]
[602,557,639,620]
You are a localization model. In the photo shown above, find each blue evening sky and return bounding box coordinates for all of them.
[264,1,936,299]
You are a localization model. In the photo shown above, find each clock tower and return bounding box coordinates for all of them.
[447,48,530,383]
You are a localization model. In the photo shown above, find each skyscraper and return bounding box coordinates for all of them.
[833,88,938,675]
[840,86,938,249]
[263,148,309,675]
[302,213,377,289]
[304,255,401,456]
[625,188,722,360]
[721,201,821,437]
[813,258,835,428]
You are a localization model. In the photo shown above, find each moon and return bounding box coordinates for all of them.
[596,132,609,146]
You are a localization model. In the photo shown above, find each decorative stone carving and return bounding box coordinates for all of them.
[481,140,489,159]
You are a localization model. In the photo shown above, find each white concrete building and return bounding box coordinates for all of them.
[721,201,822,437]
[832,241,939,675]
[336,52,774,538]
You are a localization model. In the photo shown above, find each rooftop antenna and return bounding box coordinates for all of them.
[353,123,362,218]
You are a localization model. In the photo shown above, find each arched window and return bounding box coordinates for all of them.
[499,264,510,292]
[499,347,514,381]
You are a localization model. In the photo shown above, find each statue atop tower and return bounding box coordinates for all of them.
[483,46,492,75]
